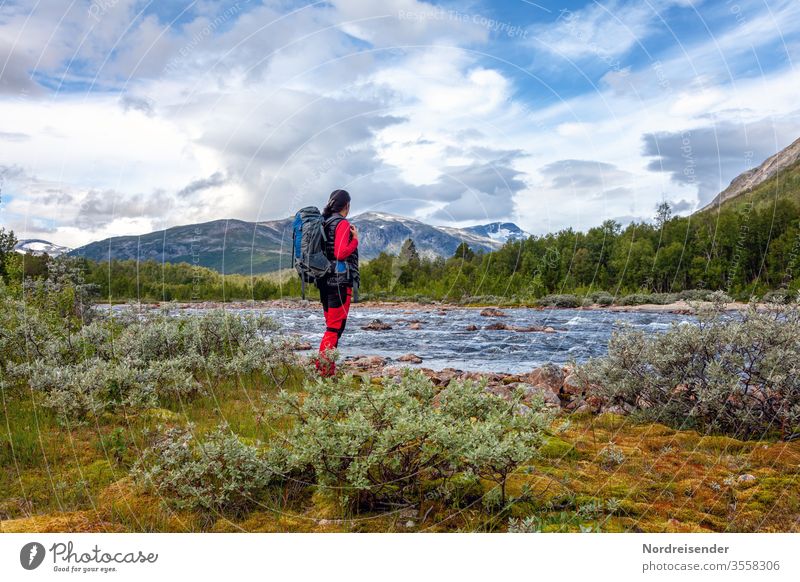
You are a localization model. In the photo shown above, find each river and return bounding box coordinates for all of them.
[159,304,695,374]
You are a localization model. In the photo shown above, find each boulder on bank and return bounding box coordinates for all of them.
[430,368,461,386]
[513,325,557,333]
[524,364,565,395]
[290,337,313,350]
[362,319,392,330]
[480,307,507,317]
[484,323,558,332]
[508,382,561,408]
[398,353,423,364]
[562,373,587,396]
[348,355,387,371]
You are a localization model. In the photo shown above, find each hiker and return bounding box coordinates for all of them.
[316,189,359,376]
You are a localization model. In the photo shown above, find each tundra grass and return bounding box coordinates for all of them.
[2,376,799,533]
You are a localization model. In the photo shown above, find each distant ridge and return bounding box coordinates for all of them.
[701,136,800,211]
[69,212,530,275]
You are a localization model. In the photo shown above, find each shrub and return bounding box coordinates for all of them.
[132,423,274,516]
[266,370,552,512]
[5,307,289,420]
[597,443,626,467]
[761,289,796,305]
[536,294,580,308]
[618,293,678,305]
[589,292,615,306]
[578,303,800,439]
[114,310,279,365]
[27,360,117,419]
[677,289,713,302]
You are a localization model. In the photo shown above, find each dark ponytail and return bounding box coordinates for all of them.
[322,189,351,219]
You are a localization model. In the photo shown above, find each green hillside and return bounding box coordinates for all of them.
[701,158,800,214]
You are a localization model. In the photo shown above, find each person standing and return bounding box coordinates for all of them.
[316,189,359,376]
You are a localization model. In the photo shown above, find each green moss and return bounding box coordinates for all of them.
[80,459,117,488]
[593,413,626,430]
[695,435,752,453]
[310,487,343,519]
[539,437,578,460]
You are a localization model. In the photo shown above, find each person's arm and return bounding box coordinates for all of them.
[333,219,358,260]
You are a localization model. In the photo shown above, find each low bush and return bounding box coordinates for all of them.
[132,423,275,516]
[590,292,615,306]
[266,370,552,512]
[578,302,800,440]
[536,294,581,308]
[618,293,679,306]
[4,304,290,421]
[677,289,715,302]
[761,289,797,305]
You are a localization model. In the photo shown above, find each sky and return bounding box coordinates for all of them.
[1,0,799,248]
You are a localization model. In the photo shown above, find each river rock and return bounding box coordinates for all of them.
[349,355,387,371]
[514,403,533,416]
[398,353,423,364]
[383,365,404,377]
[513,325,557,332]
[465,324,479,331]
[432,368,461,386]
[480,307,507,317]
[408,322,422,330]
[601,403,633,415]
[508,382,561,408]
[525,364,565,395]
[585,395,605,409]
[562,373,586,395]
[485,322,557,332]
[362,319,392,331]
[572,402,595,414]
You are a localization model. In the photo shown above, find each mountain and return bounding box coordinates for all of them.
[69,219,289,274]
[352,212,517,259]
[69,212,527,274]
[700,136,800,211]
[14,239,71,257]
[463,222,529,243]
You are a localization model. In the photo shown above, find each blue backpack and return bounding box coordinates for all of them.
[291,206,331,298]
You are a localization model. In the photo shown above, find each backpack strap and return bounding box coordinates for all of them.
[323,215,343,243]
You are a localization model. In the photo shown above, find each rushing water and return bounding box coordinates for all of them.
[102,303,694,374]
[164,304,693,374]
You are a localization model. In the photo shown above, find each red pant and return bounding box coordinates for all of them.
[317,284,352,376]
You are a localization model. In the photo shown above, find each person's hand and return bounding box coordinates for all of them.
[350,224,358,240]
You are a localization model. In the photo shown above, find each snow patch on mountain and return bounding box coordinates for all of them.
[15,239,72,257]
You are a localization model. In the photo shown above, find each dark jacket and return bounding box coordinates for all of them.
[323,215,359,288]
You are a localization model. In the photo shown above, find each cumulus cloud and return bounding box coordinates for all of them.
[2,0,800,247]
[423,152,528,222]
[642,116,800,205]
[539,159,633,191]
[75,189,177,229]
[0,131,30,142]
[120,95,155,116]
[177,172,227,198]
[529,0,693,62]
